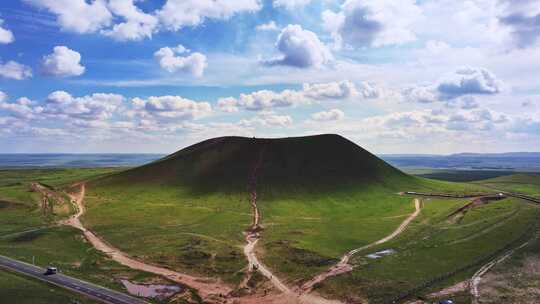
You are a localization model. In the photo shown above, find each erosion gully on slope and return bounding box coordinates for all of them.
[240,141,344,304]
[241,142,292,293]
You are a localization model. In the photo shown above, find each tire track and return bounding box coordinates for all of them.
[470,240,530,304]
[301,199,422,293]
[62,184,233,302]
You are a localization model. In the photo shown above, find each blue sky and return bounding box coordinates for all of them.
[0,0,539,154]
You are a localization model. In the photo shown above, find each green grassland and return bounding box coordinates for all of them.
[473,223,540,303]
[2,135,540,304]
[476,173,540,198]
[83,183,250,285]
[0,168,160,303]
[0,270,97,304]
[80,135,508,299]
[317,197,540,303]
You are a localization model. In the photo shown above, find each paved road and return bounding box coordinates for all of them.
[0,255,147,304]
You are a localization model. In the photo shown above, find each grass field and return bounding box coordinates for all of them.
[0,168,163,303]
[476,173,540,198]
[1,136,539,303]
[0,270,97,304]
[317,196,540,303]
[79,135,513,303]
[83,183,250,285]
[474,224,540,303]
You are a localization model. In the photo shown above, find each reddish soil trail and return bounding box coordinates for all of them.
[63,184,233,302]
[242,143,292,293]
[240,143,343,304]
[448,195,506,219]
[301,198,422,293]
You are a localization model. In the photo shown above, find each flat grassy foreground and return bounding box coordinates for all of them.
[0,270,97,304]
[83,183,250,285]
[0,168,159,303]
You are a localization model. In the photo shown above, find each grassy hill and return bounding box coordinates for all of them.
[79,134,540,303]
[475,173,540,198]
[84,135,421,282]
[94,134,411,189]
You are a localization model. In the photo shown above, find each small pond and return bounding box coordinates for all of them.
[121,280,182,299]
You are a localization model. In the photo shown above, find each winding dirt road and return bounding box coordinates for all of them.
[56,168,423,304]
[470,240,530,304]
[301,198,422,293]
[62,184,232,302]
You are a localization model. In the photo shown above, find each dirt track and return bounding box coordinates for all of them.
[470,240,530,304]
[63,184,232,302]
[301,198,422,293]
[240,143,344,304]
[241,144,293,293]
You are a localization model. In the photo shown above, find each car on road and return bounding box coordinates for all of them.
[44,266,58,275]
[438,300,454,304]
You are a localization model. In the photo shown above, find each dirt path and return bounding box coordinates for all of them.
[238,144,344,304]
[62,184,232,302]
[241,144,292,293]
[470,240,530,304]
[301,198,422,293]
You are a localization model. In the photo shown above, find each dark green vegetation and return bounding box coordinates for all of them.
[0,270,97,304]
[408,169,517,182]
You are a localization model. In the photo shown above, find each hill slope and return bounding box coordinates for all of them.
[81,134,517,303]
[97,134,410,191]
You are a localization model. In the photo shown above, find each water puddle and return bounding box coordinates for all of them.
[366,249,395,259]
[121,280,182,299]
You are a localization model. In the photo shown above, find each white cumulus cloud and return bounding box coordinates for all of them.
[0,60,33,80]
[0,95,40,119]
[437,67,503,99]
[217,80,360,112]
[25,0,261,42]
[154,45,207,77]
[256,20,279,31]
[102,0,158,41]
[322,0,421,48]
[263,24,333,68]
[404,67,504,103]
[217,97,239,113]
[235,89,305,111]
[157,0,261,31]
[303,80,358,100]
[42,46,85,77]
[311,109,345,122]
[44,91,124,120]
[498,0,540,48]
[24,0,112,33]
[139,95,212,120]
[273,0,312,10]
[0,19,14,44]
